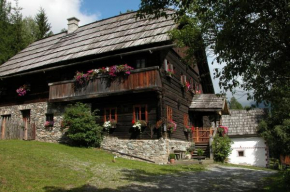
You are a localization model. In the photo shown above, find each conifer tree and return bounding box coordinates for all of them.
[35,7,52,40]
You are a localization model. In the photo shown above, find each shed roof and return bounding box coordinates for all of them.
[189,94,229,114]
[0,10,176,77]
[222,109,266,136]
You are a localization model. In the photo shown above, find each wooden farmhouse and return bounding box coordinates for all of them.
[0,11,225,163]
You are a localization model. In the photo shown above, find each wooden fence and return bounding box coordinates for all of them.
[0,118,36,140]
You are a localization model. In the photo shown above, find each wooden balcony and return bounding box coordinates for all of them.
[48,67,162,102]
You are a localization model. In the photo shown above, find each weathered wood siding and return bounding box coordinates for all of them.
[92,92,160,139]
[160,49,201,141]
[49,67,162,102]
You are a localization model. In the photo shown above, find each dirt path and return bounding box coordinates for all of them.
[119,164,277,192]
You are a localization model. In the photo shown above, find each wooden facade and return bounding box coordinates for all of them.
[0,11,215,143]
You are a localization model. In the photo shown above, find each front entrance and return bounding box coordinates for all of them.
[192,127,213,143]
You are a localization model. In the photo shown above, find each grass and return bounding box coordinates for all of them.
[0,140,204,192]
[216,162,274,171]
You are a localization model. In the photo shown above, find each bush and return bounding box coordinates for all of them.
[283,170,290,188]
[197,149,204,156]
[169,153,175,159]
[62,102,103,147]
[212,135,233,163]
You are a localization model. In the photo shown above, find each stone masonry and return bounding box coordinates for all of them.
[101,136,192,164]
[0,102,66,142]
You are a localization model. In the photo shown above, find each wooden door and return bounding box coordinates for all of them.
[1,115,11,139]
[21,110,30,140]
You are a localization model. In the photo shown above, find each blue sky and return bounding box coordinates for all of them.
[10,0,253,106]
[80,0,141,19]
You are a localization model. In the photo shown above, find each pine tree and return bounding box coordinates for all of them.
[34,7,52,40]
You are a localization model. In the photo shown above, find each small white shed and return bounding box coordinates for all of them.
[222,109,269,167]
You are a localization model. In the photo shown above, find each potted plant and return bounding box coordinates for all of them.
[169,153,175,164]
[196,149,205,164]
[16,84,30,96]
[103,119,117,132]
[166,69,174,78]
[44,120,54,127]
[132,120,147,132]
[167,120,177,134]
[187,143,195,156]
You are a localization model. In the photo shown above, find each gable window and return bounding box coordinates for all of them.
[238,150,244,157]
[136,59,146,69]
[104,108,117,122]
[133,105,147,122]
[167,106,173,121]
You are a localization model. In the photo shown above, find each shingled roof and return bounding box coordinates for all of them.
[0,11,176,77]
[189,94,229,114]
[222,109,266,136]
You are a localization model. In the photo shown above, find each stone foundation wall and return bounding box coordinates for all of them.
[0,102,66,142]
[101,136,192,164]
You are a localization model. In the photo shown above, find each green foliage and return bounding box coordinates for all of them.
[229,97,243,109]
[283,170,290,188]
[34,7,52,40]
[138,0,290,104]
[212,135,233,163]
[63,102,103,147]
[169,153,175,159]
[0,0,38,65]
[197,149,204,156]
[187,143,195,152]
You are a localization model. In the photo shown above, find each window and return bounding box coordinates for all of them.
[46,114,54,121]
[181,75,187,85]
[167,106,173,121]
[21,110,30,123]
[136,59,146,69]
[104,108,117,122]
[133,105,147,122]
[238,151,244,157]
[183,114,189,127]
[164,59,173,72]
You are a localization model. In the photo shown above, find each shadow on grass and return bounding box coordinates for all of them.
[44,165,278,192]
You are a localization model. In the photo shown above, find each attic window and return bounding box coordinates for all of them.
[238,151,244,157]
[136,59,146,69]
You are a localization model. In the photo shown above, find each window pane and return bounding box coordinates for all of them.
[135,107,139,120]
[141,106,146,120]
[105,109,110,121]
[111,109,115,120]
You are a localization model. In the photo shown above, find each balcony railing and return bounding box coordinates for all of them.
[48,66,162,102]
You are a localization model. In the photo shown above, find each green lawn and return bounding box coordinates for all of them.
[0,140,204,192]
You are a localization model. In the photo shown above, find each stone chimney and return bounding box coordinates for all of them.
[67,17,80,33]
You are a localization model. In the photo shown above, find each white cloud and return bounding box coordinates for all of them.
[9,0,100,33]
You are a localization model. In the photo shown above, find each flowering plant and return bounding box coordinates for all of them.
[74,64,134,85]
[181,81,191,91]
[44,121,54,127]
[218,126,228,136]
[132,120,147,131]
[16,84,30,96]
[167,120,177,133]
[196,90,202,94]
[166,69,174,77]
[103,119,117,131]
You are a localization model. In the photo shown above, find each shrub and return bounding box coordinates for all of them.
[197,149,204,156]
[212,135,233,163]
[169,153,175,159]
[283,170,290,188]
[187,143,195,153]
[62,102,103,147]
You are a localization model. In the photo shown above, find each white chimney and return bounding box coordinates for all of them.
[67,17,80,33]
